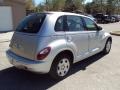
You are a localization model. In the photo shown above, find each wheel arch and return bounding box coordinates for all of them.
[107,36,112,43]
[53,50,74,64]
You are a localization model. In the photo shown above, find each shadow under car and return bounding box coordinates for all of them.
[0,52,106,90]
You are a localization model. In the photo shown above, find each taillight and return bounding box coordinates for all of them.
[37,47,51,60]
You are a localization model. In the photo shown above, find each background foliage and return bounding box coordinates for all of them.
[25,0,120,15]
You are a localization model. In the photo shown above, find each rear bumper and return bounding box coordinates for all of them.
[6,50,51,73]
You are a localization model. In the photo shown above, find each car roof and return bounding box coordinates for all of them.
[33,11,87,18]
[29,11,93,22]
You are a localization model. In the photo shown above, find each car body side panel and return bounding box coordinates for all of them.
[35,35,75,72]
[65,31,89,62]
[88,30,104,54]
[100,32,112,50]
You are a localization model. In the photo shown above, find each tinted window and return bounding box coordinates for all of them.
[55,16,64,31]
[16,14,46,33]
[83,17,98,31]
[66,15,84,31]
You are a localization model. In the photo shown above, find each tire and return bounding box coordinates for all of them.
[103,39,112,54]
[49,54,72,80]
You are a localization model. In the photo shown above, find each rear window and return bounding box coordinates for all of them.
[16,14,46,33]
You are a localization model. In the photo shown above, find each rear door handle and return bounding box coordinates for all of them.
[66,36,72,42]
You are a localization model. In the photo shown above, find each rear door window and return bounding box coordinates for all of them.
[16,14,46,33]
[66,15,84,31]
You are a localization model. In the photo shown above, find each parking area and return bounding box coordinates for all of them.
[0,22,120,90]
[98,22,120,32]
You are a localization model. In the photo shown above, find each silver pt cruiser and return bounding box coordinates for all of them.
[6,12,112,80]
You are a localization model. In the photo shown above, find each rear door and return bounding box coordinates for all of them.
[10,14,46,60]
[65,15,89,61]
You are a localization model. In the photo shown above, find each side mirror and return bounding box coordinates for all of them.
[97,26,102,31]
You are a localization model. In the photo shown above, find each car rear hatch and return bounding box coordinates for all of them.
[9,13,46,60]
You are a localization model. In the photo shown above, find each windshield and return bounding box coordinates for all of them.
[16,14,46,33]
